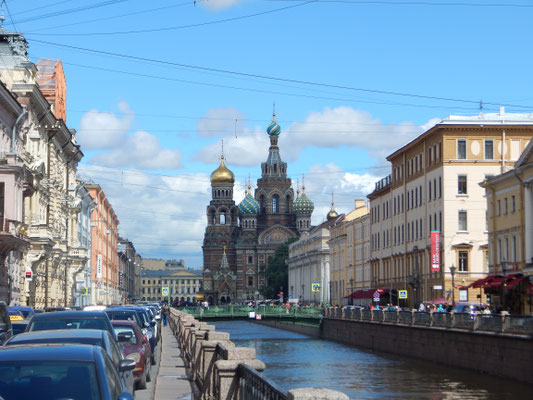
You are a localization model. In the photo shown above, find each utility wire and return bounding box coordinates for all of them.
[7,0,129,26]
[4,0,16,32]
[26,1,315,36]
[266,0,533,7]
[27,38,533,110]
[11,0,76,16]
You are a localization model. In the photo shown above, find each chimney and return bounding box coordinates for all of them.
[499,106,505,116]
[355,199,365,209]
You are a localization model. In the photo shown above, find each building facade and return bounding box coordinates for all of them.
[329,200,370,306]
[87,184,119,306]
[202,115,313,305]
[118,238,137,303]
[368,110,533,308]
[141,268,202,303]
[481,138,533,314]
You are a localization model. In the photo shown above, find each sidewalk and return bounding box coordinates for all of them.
[153,323,194,400]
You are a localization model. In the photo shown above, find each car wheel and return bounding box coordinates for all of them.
[146,362,151,382]
[137,369,147,390]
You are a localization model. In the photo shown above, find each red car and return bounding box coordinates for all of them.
[111,320,152,390]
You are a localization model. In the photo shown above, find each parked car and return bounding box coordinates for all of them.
[112,320,152,390]
[0,302,12,345]
[8,310,24,322]
[108,307,156,364]
[10,320,29,336]
[5,329,134,394]
[8,306,34,319]
[26,311,115,338]
[0,344,135,400]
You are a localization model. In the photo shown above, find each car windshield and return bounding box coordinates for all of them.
[29,318,107,331]
[106,312,138,324]
[0,360,100,400]
[112,325,138,345]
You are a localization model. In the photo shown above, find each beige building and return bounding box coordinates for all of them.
[328,200,369,305]
[141,267,202,303]
[481,138,533,314]
[369,110,533,308]
[288,205,341,305]
[0,31,83,308]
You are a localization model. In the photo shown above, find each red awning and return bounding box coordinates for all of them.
[468,275,498,289]
[506,276,527,289]
[484,277,505,289]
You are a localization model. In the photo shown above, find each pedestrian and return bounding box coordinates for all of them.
[418,303,426,312]
[436,304,445,313]
[162,303,170,326]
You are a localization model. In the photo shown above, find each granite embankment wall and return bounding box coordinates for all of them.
[321,318,533,385]
[253,320,321,337]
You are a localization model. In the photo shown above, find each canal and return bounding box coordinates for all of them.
[213,320,531,399]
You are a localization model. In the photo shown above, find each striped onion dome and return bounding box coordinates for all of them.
[266,120,281,136]
[239,193,260,215]
[294,192,314,215]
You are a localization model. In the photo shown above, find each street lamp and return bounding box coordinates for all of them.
[349,278,354,305]
[450,263,456,308]
[501,258,507,312]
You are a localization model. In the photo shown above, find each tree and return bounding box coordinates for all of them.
[261,237,298,299]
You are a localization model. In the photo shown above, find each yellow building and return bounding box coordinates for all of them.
[328,200,369,305]
[368,110,533,308]
[481,138,533,314]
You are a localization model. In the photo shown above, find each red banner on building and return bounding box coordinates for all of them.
[431,231,440,271]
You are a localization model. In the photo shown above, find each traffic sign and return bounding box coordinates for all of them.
[373,291,380,299]
[25,271,32,281]
[162,287,169,296]
[399,290,408,299]
[96,281,102,288]
[312,283,320,292]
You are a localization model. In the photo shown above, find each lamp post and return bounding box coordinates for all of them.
[450,263,456,308]
[501,258,507,312]
[349,278,354,305]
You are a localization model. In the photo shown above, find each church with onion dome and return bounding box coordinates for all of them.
[201,113,317,305]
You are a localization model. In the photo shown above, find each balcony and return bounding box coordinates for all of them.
[0,217,29,254]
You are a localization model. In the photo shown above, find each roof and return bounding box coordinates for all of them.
[32,311,107,319]
[0,344,99,362]
[7,329,106,345]
[141,269,201,278]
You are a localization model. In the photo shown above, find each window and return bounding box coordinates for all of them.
[428,181,432,202]
[458,210,467,231]
[497,200,501,216]
[457,139,466,159]
[248,256,253,264]
[485,140,494,160]
[512,236,517,262]
[220,211,226,225]
[504,198,508,214]
[439,177,442,198]
[272,195,279,213]
[512,195,516,212]
[458,251,468,272]
[458,175,467,194]
[248,276,253,287]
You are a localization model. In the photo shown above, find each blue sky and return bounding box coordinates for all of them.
[8,0,533,267]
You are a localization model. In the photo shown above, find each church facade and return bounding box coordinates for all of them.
[202,115,315,304]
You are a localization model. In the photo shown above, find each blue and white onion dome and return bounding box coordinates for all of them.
[294,190,314,215]
[266,119,281,136]
[238,191,260,215]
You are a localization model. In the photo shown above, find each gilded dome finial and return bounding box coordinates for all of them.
[210,140,235,185]
[327,192,339,220]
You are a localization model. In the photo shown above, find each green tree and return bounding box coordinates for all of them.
[261,237,299,299]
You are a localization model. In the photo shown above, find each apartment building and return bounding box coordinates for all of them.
[481,138,533,314]
[369,109,533,308]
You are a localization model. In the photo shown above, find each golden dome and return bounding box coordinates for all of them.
[210,156,235,185]
[327,207,339,220]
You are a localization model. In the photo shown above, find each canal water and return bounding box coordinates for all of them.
[213,321,531,399]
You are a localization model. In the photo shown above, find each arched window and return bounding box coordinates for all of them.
[220,211,226,225]
[272,195,279,214]
[260,195,266,214]
[286,195,291,213]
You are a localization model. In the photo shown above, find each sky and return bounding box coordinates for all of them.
[6,0,533,267]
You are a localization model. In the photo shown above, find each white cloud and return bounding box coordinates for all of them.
[194,106,434,167]
[77,101,134,150]
[196,107,245,138]
[200,0,244,11]
[281,106,426,161]
[299,163,380,225]
[91,130,183,170]
[78,165,212,267]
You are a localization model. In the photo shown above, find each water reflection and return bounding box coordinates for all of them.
[213,321,531,399]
